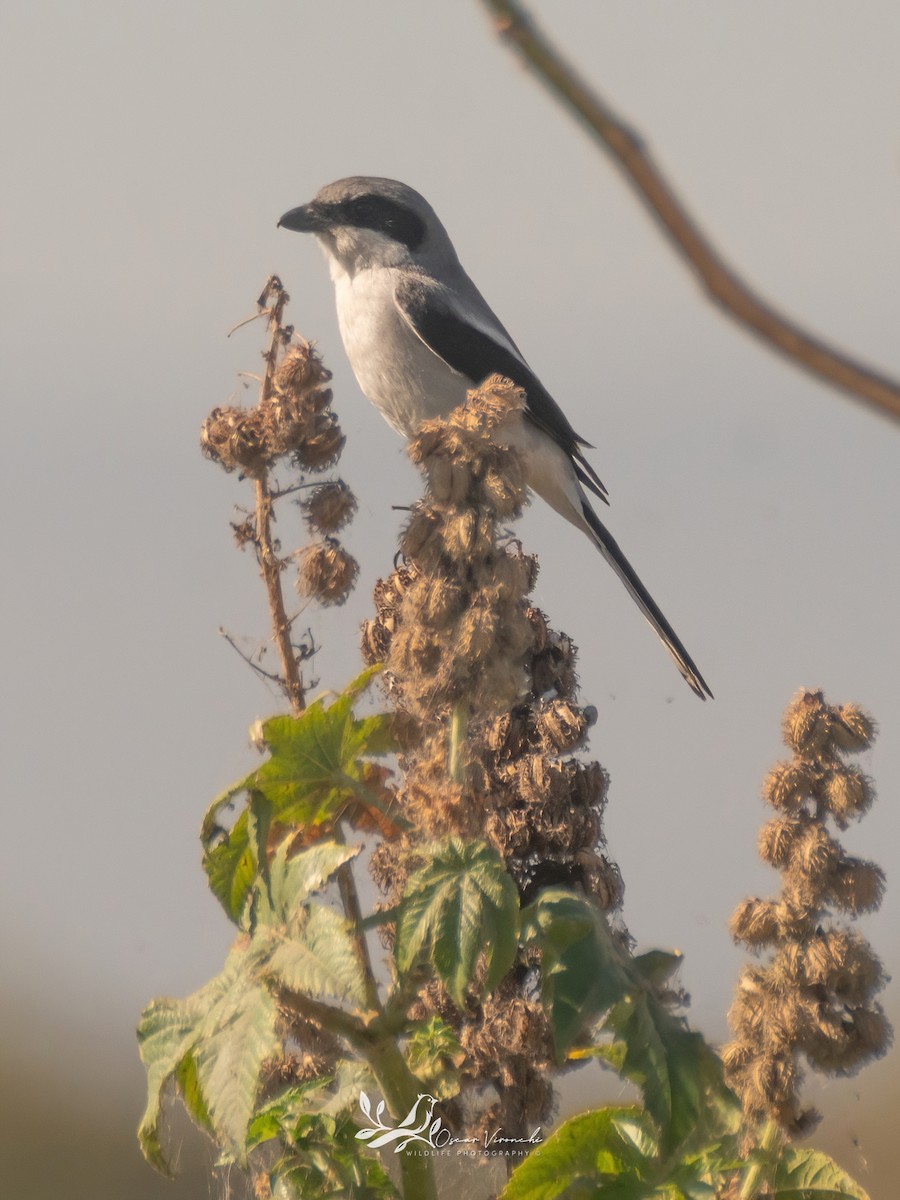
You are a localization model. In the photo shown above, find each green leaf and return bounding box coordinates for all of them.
[407,1015,465,1099]
[265,903,367,1008]
[606,991,734,1154]
[502,1106,656,1200]
[247,1078,335,1148]
[203,807,257,924]
[270,1111,399,1200]
[263,839,360,926]
[521,889,633,1057]
[769,1148,870,1199]
[193,975,281,1160]
[244,669,396,827]
[395,838,519,1006]
[136,998,202,1175]
[175,1051,214,1134]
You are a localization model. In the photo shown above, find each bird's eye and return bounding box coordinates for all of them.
[342,195,426,251]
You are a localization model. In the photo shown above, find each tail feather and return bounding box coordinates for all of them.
[580,499,713,700]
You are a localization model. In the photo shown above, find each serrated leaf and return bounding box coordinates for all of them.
[265,903,366,1007]
[606,991,735,1154]
[203,807,257,924]
[521,889,632,1057]
[502,1106,653,1200]
[770,1148,870,1199]
[395,838,519,1006]
[247,670,396,826]
[265,839,360,925]
[175,1051,214,1134]
[136,998,202,1175]
[193,977,280,1160]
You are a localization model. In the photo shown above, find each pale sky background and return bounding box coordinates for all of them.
[2,2,899,1196]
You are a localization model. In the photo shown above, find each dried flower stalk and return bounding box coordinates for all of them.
[200,276,359,709]
[364,376,624,1143]
[723,689,891,1134]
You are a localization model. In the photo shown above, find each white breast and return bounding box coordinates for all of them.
[332,265,469,437]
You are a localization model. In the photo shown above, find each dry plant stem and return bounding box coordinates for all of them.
[251,277,307,714]
[483,0,900,423]
[254,471,306,714]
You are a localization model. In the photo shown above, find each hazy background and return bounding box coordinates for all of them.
[2,1,898,1195]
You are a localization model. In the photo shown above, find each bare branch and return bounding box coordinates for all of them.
[482,0,900,423]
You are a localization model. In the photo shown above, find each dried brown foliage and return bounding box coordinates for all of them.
[724,689,891,1134]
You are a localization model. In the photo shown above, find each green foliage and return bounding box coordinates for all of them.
[521,889,633,1057]
[521,889,737,1156]
[406,1015,465,1100]
[269,1114,399,1200]
[201,667,397,923]
[501,1108,870,1200]
[137,838,365,1174]
[395,837,519,1006]
[140,665,874,1200]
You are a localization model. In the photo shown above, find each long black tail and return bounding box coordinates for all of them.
[580,499,713,699]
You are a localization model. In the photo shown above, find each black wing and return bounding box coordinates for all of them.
[395,275,608,503]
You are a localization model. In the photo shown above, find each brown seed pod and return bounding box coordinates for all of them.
[782,689,832,755]
[828,857,886,915]
[824,766,874,826]
[831,704,877,752]
[757,815,806,868]
[301,480,357,533]
[360,618,391,665]
[791,823,840,882]
[730,898,781,947]
[201,406,271,475]
[534,699,589,755]
[295,539,358,606]
[762,760,816,812]
[295,414,345,471]
[273,341,331,397]
[425,456,473,505]
[401,507,445,566]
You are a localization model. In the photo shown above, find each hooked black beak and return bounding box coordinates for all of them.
[277,203,324,232]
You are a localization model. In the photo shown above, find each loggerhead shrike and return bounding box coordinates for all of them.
[278,177,711,699]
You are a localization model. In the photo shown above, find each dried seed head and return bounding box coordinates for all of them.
[762,760,816,812]
[480,466,526,517]
[824,766,874,825]
[401,507,445,565]
[831,704,876,752]
[201,406,270,475]
[296,539,358,606]
[782,689,832,755]
[424,456,473,505]
[534,699,589,755]
[757,815,806,868]
[273,341,331,397]
[294,413,345,471]
[829,857,886,916]
[730,898,781,947]
[791,823,840,882]
[301,481,357,534]
[452,375,527,437]
[264,392,316,456]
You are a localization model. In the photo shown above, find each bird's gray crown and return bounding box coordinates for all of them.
[280,177,453,257]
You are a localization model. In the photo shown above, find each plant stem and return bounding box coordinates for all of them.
[448,702,468,785]
[365,1039,439,1200]
[481,0,900,423]
[252,275,306,714]
[254,470,306,714]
